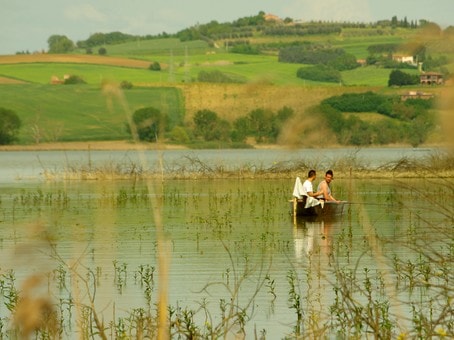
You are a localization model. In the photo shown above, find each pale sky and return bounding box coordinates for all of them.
[1,0,453,55]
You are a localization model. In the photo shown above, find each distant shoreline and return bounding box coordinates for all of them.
[0,140,448,152]
[0,141,188,151]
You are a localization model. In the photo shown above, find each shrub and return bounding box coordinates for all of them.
[149,62,161,71]
[296,65,341,83]
[63,75,86,85]
[0,107,22,145]
[169,126,190,144]
[120,80,133,89]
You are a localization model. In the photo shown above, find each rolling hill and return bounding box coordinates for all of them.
[0,18,452,147]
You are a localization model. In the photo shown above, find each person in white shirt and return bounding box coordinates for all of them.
[303,169,323,198]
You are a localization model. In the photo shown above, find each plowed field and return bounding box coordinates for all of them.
[0,54,150,68]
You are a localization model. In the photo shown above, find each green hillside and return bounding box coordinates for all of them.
[0,16,452,147]
[0,84,184,144]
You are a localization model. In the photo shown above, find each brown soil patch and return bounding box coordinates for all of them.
[0,76,27,84]
[0,54,150,69]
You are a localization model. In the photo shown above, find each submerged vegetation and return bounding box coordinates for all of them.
[0,170,452,338]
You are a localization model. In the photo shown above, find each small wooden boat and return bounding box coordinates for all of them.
[289,196,347,217]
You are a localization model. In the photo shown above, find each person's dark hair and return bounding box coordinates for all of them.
[308,169,316,178]
[326,170,334,177]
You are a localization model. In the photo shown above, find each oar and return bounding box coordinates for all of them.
[345,202,394,206]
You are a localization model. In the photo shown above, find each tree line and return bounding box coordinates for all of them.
[39,12,447,54]
[129,105,294,147]
[0,91,437,147]
[127,91,436,148]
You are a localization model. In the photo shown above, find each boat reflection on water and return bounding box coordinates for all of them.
[291,214,344,326]
[291,206,347,261]
[292,216,334,260]
[290,197,347,260]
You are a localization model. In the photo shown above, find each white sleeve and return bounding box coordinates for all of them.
[302,180,312,195]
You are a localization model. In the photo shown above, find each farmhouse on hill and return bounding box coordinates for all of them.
[264,13,282,23]
[401,91,434,101]
[420,72,444,85]
[392,55,415,65]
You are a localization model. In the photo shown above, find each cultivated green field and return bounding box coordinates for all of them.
[76,38,211,57]
[0,53,394,88]
[0,63,165,85]
[0,84,184,143]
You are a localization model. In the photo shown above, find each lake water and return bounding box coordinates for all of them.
[0,146,442,182]
[0,148,452,338]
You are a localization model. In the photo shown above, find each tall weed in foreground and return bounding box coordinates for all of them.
[328,178,453,339]
[102,81,171,339]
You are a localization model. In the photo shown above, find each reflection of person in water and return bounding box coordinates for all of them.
[292,218,333,328]
[316,170,339,202]
[293,218,333,259]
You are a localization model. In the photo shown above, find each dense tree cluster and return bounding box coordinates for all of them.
[279,44,344,64]
[281,43,359,83]
[191,106,294,144]
[296,65,341,83]
[193,109,231,141]
[322,92,387,112]
[387,70,419,86]
[128,105,294,146]
[176,12,265,42]
[319,92,435,146]
[280,44,359,77]
[77,32,135,49]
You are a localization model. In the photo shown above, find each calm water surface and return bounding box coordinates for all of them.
[0,149,452,338]
[0,147,442,182]
[0,177,452,337]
